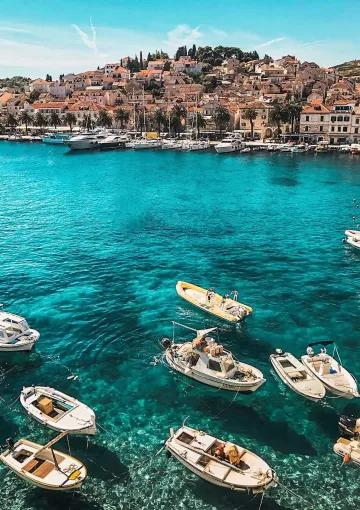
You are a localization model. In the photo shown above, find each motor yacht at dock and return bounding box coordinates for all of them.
[214,135,243,154]
[42,133,70,145]
[67,131,107,151]
[162,322,265,392]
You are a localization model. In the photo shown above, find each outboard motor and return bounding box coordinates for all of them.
[161,337,172,350]
[338,415,357,439]
[6,438,15,451]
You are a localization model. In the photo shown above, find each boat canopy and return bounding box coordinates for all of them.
[307,340,335,348]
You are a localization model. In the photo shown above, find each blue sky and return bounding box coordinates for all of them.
[1,0,359,78]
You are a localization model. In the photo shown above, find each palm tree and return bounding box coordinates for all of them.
[170,104,186,136]
[152,108,167,136]
[97,110,113,128]
[34,111,47,132]
[269,101,288,138]
[20,110,33,135]
[115,107,130,129]
[6,113,18,132]
[243,108,258,140]
[81,114,94,130]
[49,111,61,130]
[286,101,302,133]
[195,112,206,137]
[213,105,230,137]
[63,112,77,132]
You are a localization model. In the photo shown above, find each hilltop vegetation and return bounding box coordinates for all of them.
[0,76,31,92]
[333,60,360,80]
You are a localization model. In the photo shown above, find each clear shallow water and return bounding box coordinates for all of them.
[0,142,359,510]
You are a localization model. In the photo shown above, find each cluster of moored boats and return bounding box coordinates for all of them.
[3,131,360,156]
[1,233,359,496]
[157,279,360,491]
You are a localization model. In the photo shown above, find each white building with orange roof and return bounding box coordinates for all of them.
[110,66,131,81]
[29,79,52,94]
[173,56,204,74]
[147,59,168,71]
[300,101,331,142]
[135,69,163,82]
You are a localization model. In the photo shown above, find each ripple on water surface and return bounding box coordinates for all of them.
[0,144,359,510]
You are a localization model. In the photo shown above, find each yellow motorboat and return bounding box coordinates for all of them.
[176,281,253,323]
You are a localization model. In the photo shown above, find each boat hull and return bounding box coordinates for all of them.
[165,351,264,392]
[176,281,252,323]
[68,140,99,151]
[270,354,325,401]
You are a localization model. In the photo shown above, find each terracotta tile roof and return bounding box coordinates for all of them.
[32,101,67,109]
[302,103,330,114]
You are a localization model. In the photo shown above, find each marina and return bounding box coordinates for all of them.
[0,142,359,510]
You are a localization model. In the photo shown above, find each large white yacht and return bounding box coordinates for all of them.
[214,135,243,154]
[68,131,107,151]
[0,310,40,352]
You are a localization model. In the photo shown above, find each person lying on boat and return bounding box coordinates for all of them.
[214,443,226,460]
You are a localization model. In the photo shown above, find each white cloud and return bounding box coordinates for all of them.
[71,18,98,53]
[257,37,286,48]
[0,25,32,34]
[164,24,203,53]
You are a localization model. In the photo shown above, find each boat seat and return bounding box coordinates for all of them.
[337,437,351,446]
[33,460,55,478]
[287,370,305,379]
[23,458,42,473]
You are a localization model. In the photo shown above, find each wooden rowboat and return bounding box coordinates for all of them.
[0,432,87,490]
[165,425,277,493]
[176,281,252,323]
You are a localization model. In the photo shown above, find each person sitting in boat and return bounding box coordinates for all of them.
[214,443,226,460]
[224,443,241,466]
[206,289,211,303]
[193,336,206,351]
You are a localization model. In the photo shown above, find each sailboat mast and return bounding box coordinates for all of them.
[143,87,146,133]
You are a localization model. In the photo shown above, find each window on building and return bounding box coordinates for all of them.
[331,126,335,132]
[320,116,324,122]
[344,116,350,121]
[320,126,323,132]
[343,127,348,132]
[304,126,309,132]
[356,119,360,124]
[355,128,359,134]
[305,115,309,121]
[337,116,343,121]
[338,127,341,132]
[331,116,336,122]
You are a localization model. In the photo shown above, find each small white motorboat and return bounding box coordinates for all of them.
[301,341,359,399]
[165,424,277,493]
[186,140,210,151]
[345,229,360,238]
[333,437,360,468]
[345,236,360,251]
[0,433,87,490]
[214,136,243,154]
[270,349,325,401]
[161,139,183,150]
[20,386,96,435]
[163,322,265,392]
[0,309,40,352]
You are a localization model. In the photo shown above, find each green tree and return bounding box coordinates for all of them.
[152,108,167,136]
[139,51,143,70]
[34,111,48,131]
[29,90,41,103]
[97,110,113,128]
[269,101,288,138]
[243,108,258,139]
[170,104,187,136]
[20,110,33,135]
[163,61,171,71]
[115,107,130,129]
[49,111,61,129]
[175,45,187,60]
[63,112,77,132]
[286,100,302,133]
[6,113,18,132]
[213,105,230,136]
[81,114,94,130]
[45,74,52,82]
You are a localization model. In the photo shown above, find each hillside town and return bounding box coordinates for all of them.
[1,45,360,144]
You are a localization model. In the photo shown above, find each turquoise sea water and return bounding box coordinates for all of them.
[0,142,359,510]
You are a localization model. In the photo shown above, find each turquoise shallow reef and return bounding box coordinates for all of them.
[0,142,359,510]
